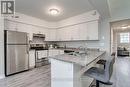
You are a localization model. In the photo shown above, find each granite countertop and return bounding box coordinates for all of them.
[49,51,106,66]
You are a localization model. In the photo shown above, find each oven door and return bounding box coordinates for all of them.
[36,50,48,59]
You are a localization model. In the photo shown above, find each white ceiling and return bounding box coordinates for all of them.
[88,0,110,18]
[108,0,130,19]
[15,0,130,22]
[15,0,94,22]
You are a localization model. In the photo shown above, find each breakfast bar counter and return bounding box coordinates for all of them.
[50,51,106,87]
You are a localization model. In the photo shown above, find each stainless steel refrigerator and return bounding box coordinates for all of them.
[4,30,29,76]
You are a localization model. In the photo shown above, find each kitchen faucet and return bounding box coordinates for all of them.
[78,46,87,51]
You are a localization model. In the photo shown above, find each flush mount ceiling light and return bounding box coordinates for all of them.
[121,26,128,29]
[49,8,60,16]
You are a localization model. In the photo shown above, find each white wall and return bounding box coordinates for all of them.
[0,1,5,79]
[56,10,100,28]
[6,12,58,29]
[0,18,4,79]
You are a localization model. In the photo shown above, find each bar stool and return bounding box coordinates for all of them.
[97,52,116,69]
[84,56,115,87]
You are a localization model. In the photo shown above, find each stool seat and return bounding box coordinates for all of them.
[84,56,115,87]
[84,67,108,83]
[96,52,116,69]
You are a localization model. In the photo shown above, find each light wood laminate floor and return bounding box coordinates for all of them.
[0,57,130,87]
[0,65,51,87]
[102,57,130,87]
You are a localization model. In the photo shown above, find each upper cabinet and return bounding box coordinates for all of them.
[4,20,49,41]
[86,21,99,40]
[57,20,99,41]
[78,23,88,40]
[57,27,70,41]
[45,29,57,41]
[79,20,99,40]
[4,19,99,41]
[4,20,18,31]
[69,25,79,40]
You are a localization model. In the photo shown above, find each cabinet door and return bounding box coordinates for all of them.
[29,50,35,68]
[57,28,66,41]
[48,50,59,57]
[64,27,71,41]
[70,25,79,40]
[86,21,99,40]
[5,20,18,31]
[46,29,57,41]
[59,50,64,54]
[78,23,87,40]
[17,23,28,32]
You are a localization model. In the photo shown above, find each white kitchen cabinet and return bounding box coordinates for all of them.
[86,21,99,40]
[78,20,99,40]
[57,27,72,41]
[57,28,66,41]
[17,23,27,32]
[59,50,64,54]
[69,25,79,40]
[57,20,99,41]
[48,49,64,57]
[45,29,57,41]
[4,20,18,31]
[51,59,82,87]
[48,49,59,57]
[78,23,88,40]
[58,25,79,41]
[29,50,36,68]
[5,20,49,41]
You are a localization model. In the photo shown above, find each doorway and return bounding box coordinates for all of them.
[110,19,130,57]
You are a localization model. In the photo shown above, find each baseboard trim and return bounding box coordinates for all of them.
[0,74,5,79]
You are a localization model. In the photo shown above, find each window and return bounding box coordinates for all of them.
[120,33,130,43]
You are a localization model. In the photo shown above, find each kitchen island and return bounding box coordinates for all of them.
[50,51,106,87]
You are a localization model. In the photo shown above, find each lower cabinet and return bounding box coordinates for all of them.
[29,49,64,68]
[48,49,64,57]
[29,50,36,68]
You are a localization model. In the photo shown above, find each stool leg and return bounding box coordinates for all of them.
[96,80,99,87]
[104,65,105,69]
